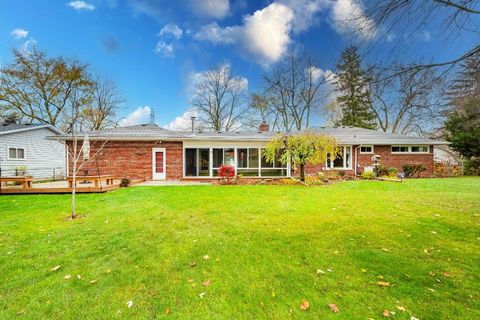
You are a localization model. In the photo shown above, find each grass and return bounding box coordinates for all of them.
[0,177,479,319]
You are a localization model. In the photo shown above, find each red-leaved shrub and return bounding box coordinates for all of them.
[218,165,235,179]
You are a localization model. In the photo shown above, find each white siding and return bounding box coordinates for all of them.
[0,128,66,179]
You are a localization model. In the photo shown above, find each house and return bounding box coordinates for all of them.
[0,123,66,179]
[53,121,448,181]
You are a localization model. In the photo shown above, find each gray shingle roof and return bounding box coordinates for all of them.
[53,123,448,145]
[0,123,63,135]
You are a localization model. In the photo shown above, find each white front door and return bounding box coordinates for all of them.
[152,148,166,180]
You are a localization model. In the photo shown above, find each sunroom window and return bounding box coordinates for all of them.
[327,146,351,169]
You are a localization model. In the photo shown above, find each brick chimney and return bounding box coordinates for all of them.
[259,121,269,132]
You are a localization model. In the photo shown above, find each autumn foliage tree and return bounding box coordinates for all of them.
[263,132,339,182]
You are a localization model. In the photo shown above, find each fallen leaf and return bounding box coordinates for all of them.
[328,303,339,313]
[327,268,333,272]
[50,265,61,272]
[361,268,367,273]
[299,300,309,311]
[428,288,436,292]
[442,272,450,277]
[203,279,212,287]
[165,307,171,314]
[64,274,71,280]
[378,281,391,287]
[377,275,384,279]
[383,309,391,317]
[77,274,82,279]
[127,300,133,308]
[199,292,206,298]
[397,306,406,312]
[317,269,325,274]
[189,262,197,267]
[90,279,97,284]
[203,255,210,260]
[381,248,390,252]
[411,317,419,320]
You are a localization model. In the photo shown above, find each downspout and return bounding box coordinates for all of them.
[354,145,361,176]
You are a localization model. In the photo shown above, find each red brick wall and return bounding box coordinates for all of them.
[66,140,183,180]
[304,145,434,177]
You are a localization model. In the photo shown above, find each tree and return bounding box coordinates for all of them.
[369,65,446,135]
[356,0,479,76]
[0,48,92,130]
[263,131,339,182]
[254,54,331,132]
[335,46,376,129]
[79,76,123,131]
[445,96,480,159]
[191,64,247,131]
[447,53,480,106]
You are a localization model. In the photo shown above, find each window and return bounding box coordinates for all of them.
[326,146,351,169]
[8,147,25,160]
[392,146,409,153]
[360,145,373,154]
[237,149,248,168]
[392,146,429,153]
[411,146,429,153]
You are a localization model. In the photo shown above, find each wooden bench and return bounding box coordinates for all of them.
[0,176,33,189]
[67,175,115,188]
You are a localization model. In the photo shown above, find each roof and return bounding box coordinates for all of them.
[0,123,63,136]
[51,123,449,145]
[308,126,448,145]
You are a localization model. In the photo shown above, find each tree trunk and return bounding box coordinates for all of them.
[300,163,305,182]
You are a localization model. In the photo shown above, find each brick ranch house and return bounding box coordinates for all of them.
[52,123,448,181]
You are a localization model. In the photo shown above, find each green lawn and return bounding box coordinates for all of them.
[0,178,479,319]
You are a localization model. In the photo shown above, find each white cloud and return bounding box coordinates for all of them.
[158,24,183,39]
[67,1,95,11]
[279,0,329,32]
[309,66,336,83]
[194,3,294,66]
[190,0,230,19]
[21,38,38,53]
[118,106,152,126]
[330,0,376,40]
[165,108,198,130]
[11,28,29,39]
[154,41,174,58]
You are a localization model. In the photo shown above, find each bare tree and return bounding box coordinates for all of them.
[358,0,480,77]
[369,65,446,135]
[66,85,107,219]
[191,64,247,131]
[0,48,92,129]
[79,76,123,131]
[254,54,332,132]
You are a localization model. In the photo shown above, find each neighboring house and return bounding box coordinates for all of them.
[0,124,66,179]
[53,121,448,181]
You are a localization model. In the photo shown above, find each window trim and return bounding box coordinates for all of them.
[7,146,26,160]
[325,145,353,170]
[391,145,430,154]
[359,145,374,154]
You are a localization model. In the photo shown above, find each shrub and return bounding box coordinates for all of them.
[375,165,389,177]
[387,167,398,177]
[402,164,426,178]
[15,165,28,176]
[464,158,480,176]
[316,172,329,183]
[338,170,346,178]
[361,171,375,179]
[218,165,235,178]
[120,178,130,187]
[305,176,326,186]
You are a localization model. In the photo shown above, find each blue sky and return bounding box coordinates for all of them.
[0,0,476,129]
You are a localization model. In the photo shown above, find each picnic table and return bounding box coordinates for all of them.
[67,175,115,188]
[0,176,33,189]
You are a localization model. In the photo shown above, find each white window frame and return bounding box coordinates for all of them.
[182,146,290,178]
[7,146,26,160]
[391,145,430,154]
[325,145,353,170]
[359,145,374,154]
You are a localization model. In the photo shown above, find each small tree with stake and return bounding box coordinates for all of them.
[263,132,339,182]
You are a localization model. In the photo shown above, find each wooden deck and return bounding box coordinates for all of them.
[0,182,120,195]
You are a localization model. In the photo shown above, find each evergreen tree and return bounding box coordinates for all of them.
[335,46,376,129]
[447,53,480,107]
